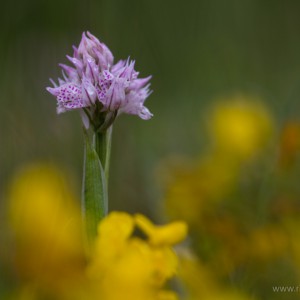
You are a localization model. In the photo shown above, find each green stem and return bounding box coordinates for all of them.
[82,128,111,250]
[94,126,113,182]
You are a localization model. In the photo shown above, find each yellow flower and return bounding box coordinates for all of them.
[6,164,187,300]
[163,95,273,226]
[209,95,273,159]
[8,163,85,295]
[88,212,187,300]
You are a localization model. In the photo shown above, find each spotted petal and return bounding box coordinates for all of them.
[47,83,87,113]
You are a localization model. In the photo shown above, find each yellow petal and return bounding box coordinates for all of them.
[135,214,187,246]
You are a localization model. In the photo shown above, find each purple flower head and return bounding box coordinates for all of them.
[46,32,152,130]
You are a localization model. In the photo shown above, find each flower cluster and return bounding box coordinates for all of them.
[161,95,300,299]
[47,32,152,129]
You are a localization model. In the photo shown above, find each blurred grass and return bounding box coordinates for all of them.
[1,0,300,216]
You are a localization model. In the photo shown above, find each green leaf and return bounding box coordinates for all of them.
[82,129,108,248]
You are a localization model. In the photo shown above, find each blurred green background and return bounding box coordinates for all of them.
[1,0,300,215]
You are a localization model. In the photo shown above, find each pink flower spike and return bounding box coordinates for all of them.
[46,31,153,128]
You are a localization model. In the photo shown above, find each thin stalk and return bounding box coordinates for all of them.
[94,125,113,183]
[82,129,109,251]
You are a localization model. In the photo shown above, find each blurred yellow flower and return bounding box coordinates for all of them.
[163,95,274,226]
[6,163,187,300]
[209,95,273,159]
[8,164,85,295]
[159,95,300,299]
[88,212,187,300]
